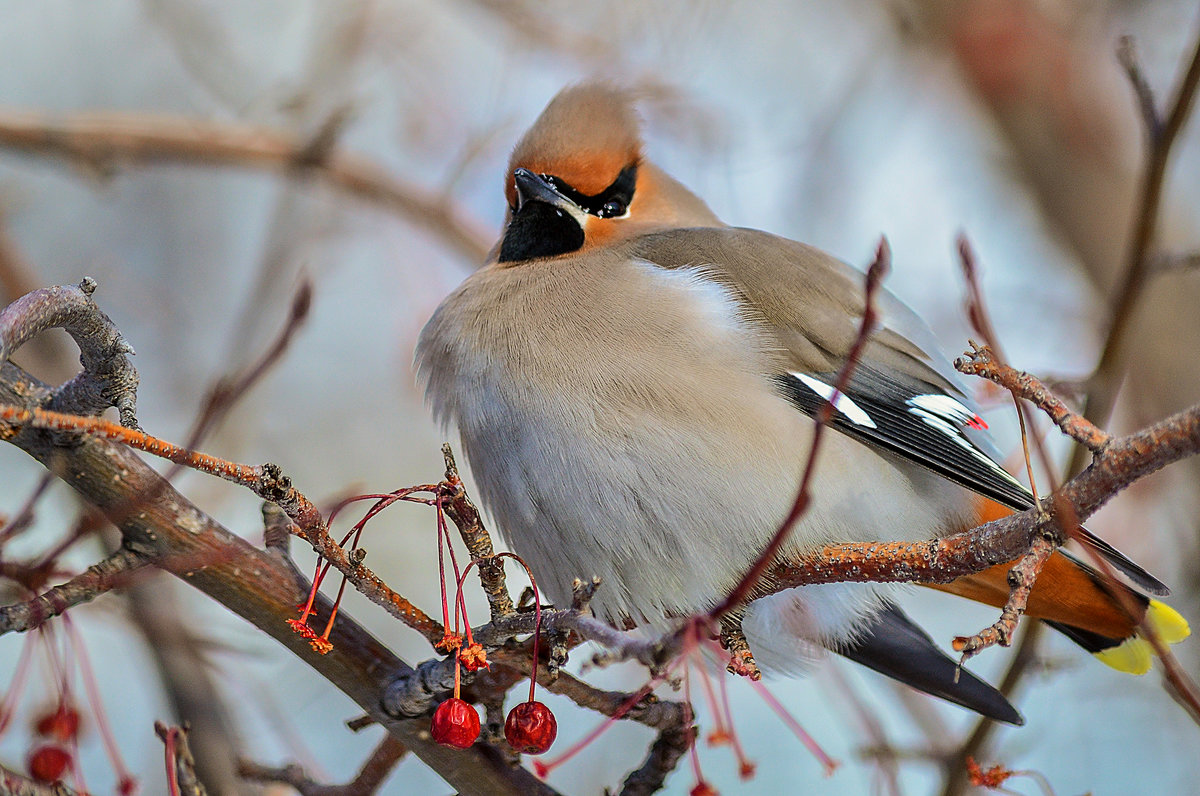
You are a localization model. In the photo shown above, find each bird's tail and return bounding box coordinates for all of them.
[926,518,1189,675]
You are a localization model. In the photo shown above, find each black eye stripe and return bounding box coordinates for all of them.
[543,164,637,218]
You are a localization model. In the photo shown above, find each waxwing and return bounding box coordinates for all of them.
[417,83,1189,724]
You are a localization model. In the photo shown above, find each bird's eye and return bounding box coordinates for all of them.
[600,200,627,218]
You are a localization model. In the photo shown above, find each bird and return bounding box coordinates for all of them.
[416,83,1189,724]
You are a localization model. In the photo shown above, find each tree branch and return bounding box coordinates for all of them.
[0,363,557,796]
[0,404,447,647]
[238,734,408,796]
[1075,23,1200,467]
[0,109,492,263]
[0,546,147,634]
[0,278,139,428]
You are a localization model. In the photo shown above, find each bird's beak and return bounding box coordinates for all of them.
[513,168,574,213]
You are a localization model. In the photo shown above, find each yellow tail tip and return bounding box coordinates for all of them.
[1147,599,1191,644]
[1093,600,1190,675]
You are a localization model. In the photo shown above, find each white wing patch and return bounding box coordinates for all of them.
[791,373,878,429]
[906,394,1024,487]
[907,394,988,430]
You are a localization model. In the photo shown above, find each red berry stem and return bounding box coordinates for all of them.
[64,616,135,791]
[0,634,37,738]
[494,552,542,702]
[452,559,481,648]
[435,494,453,631]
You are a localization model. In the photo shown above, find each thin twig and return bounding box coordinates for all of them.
[719,616,761,681]
[951,533,1055,662]
[1074,23,1200,472]
[1117,36,1162,138]
[182,278,312,453]
[955,344,1110,452]
[0,404,445,644]
[0,109,492,263]
[0,472,54,543]
[155,722,208,796]
[711,238,891,619]
[957,237,1064,488]
[439,444,515,619]
[238,735,408,796]
[0,546,147,634]
[617,723,695,796]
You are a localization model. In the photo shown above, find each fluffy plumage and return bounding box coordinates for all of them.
[416,83,1187,721]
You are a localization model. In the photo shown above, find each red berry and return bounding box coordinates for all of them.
[430,698,480,749]
[35,704,81,742]
[504,701,557,755]
[27,744,71,783]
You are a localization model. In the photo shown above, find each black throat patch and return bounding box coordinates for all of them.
[497,201,586,262]
[496,164,638,263]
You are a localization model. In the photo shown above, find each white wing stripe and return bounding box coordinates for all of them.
[791,373,878,429]
[906,393,987,428]
[907,403,1025,488]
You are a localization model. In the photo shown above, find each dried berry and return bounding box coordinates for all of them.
[505,701,558,755]
[431,697,480,749]
[34,704,81,742]
[27,744,71,783]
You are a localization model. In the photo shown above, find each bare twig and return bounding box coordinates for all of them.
[0,363,557,796]
[0,472,54,543]
[951,533,1055,662]
[1154,250,1200,273]
[238,735,408,796]
[719,617,761,681]
[0,109,492,263]
[439,444,515,619]
[0,404,445,644]
[618,722,694,796]
[183,278,312,451]
[956,237,1063,490]
[1074,24,1200,470]
[0,546,147,634]
[155,722,209,796]
[1117,36,1162,138]
[0,278,139,428]
[956,343,1110,452]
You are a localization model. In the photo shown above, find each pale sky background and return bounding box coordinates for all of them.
[1,2,1199,794]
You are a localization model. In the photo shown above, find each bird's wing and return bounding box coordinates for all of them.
[630,226,1167,595]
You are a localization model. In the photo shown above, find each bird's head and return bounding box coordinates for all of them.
[495,83,720,264]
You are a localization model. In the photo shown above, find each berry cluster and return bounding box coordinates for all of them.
[430,552,557,756]
[27,702,80,784]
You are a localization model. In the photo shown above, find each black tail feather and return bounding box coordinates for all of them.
[837,604,1024,725]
